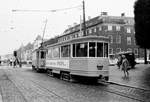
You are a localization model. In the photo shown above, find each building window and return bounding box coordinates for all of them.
[116,26,120,31]
[109,48,113,54]
[116,35,121,44]
[75,34,78,38]
[108,35,113,43]
[127,27,131,33]
[91,27,96,33]
[98,26,102,31]
[116,48,121,53]
[89,29,92,34]
[61,45,70,57]
[108,25,112,31]
[94,27,96,32]
[127,37,131,45]
[134,48,138,55]
[78,31,83,37]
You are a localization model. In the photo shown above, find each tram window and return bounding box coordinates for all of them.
[61,45,70,57]
[76,43,87,57]
[53,47,60,58]
[73,44,76,57]
[47,48,53,58]
[41,51,45,59]
[104,43,108,57]
[97,42,103,57]
[89,42,96,57]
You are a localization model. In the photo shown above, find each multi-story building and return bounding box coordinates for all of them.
[17,43,33,64]
[60,12,144,58]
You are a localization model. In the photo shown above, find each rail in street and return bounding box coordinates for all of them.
[0,70,27,102]
[0,66,150,102]
[105,82,150,102]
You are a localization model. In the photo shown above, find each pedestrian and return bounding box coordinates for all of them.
[121,55,129,77]
[13,57,17,68]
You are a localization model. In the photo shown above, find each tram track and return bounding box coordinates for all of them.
[4,69,68,102]
[102,81,150,102]
[108,81,150,91]
[28,78,69,102]
[4,68,150,102]
[19,71,148,102]
[29,76,147,102]
[0,69,28,102]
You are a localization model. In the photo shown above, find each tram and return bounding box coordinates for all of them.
[32,35,110,82]
[32,46,47,72]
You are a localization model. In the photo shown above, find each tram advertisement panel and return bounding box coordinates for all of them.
[46,60,69,69]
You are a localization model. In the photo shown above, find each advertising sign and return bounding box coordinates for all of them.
[46,60,69,69]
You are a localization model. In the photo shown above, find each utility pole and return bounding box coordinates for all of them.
[82,0,86,36]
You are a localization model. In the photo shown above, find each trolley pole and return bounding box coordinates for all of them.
[41,19,48,47]
[82,0,86,36]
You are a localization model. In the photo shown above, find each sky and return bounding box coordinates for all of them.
[0,0,136,55]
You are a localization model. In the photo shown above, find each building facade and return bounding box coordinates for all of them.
[60,13,144,58]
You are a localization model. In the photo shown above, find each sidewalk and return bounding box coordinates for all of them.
[109,64,150,90]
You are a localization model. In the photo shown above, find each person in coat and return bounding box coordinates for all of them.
[121,55,129,77]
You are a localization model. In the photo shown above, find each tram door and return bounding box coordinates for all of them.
[37,50,46,68]
[36,51,40,68]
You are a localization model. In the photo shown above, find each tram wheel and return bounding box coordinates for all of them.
[60,72,72,82]
[47,69,53,76]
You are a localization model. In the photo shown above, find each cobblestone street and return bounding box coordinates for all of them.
[0,65,150,102]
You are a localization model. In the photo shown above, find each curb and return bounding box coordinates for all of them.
[108,81,150,91]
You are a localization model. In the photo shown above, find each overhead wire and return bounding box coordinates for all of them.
[12,5,82,13]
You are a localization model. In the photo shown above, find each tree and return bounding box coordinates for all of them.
[134,0,150,64]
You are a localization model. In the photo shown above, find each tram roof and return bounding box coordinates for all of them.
[46,36,109,48]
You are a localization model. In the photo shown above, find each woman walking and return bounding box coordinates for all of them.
[121,55,129,77]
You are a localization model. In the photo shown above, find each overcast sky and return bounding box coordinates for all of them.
[0,0,136,55]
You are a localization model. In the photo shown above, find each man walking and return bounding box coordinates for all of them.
[121,55,130,77]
